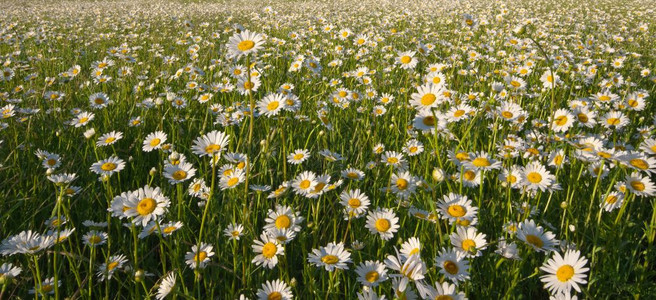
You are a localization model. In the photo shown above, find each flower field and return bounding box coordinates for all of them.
[1,0,655,299]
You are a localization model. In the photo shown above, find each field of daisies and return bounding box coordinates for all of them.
[1,0,655,299]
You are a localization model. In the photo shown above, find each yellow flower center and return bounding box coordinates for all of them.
[137,198,156,216]
[275,215,291,229]
[348,198,361,208]
[463,171,476,181]
[172,170,187,181]
[375,218,391,232]
[420,93,436,106]
[605,195,618,204]
[422,116,435,126]
[629,159,648,170]
[525,234,544,248]
[461,239,476,252]
[556,264,574,282]
[299,179,311,189]
[101,162,117,171]
[396,178,408,190]
[443,260,458,274]
[631,180,645,191]
[227,177,239,187]
[108,261,119,271]
[194,251,207,262]
[237,40,255,51]
[400,56,411,64]
[364,270,380,283]
[321,254,339,265]
[448,205,466,217]
[268,292,282,300]
[89,235,102,244]
[527,172,542,184]
[472,157,490,167]
[149,138,161,147]
[163,226,177,234]
[606,117,620,126]
[205,144,221,154]
[502,111,514,119]
[554,115,568,126]
[267,101,280,111]
[261,242,277,258]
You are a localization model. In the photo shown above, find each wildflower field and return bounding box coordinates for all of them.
[1,0,656,299]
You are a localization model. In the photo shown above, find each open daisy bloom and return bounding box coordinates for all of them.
[227,30,265,59]
[540,249,589,295]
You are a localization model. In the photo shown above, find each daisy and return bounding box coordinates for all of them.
[224,223,244,241]
[600,191,624,212]
[396,51,418,69]
[517,219,558,252]
[639,138,656,155]
[70,111,94,127]
[601,111,629,130]
[625,172,655,197]
[219,168,245,190]
[226,30,265,58]
[83,230,108,247]
[257,93,286,117]
[96,131,123,147]
[29,277,60,295]
[123,186,170,226]
[381,151,405,168]
[540,249,589,295]
[185,243,214,269]
[445,104,473,123]
[251,232,283,269]
[342,168,365,181]
[287,149,310,165]
[339,189,370,218]
[191,130,230,158]
[389,171,417,199]
[264,205,304,233]
[0,262,21,280]
[450,226,487,257]
[620,153,656,174]
[89,92,111,109]
[97,254,128,281]
[438,193,478,224]
[410,83,445,111]
[540,70,561,89]
[384,249,426,290]
[425,281,466,300]
[403,139,424,156]
[366,208,400,240]
[143,131,167,152]
[156,272,176,300]
[355,260,388,287]
[522,162,555,192]
[291,171,317,195]
[256,279,293,300]
[163,161,196,184]
[435,248,470,284]
[463,151,502,171]
[308,242,351,271]
[551,109,574,133]
[400,237,422,259]
[90,156,125,177]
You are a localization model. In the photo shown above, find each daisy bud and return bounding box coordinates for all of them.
[389,124,395,129]
[569,225,576,232]
[149,167,157,176]
[155,98,163,105]
[84,128,96,139]
[289,278,297,288]
[560,201,568,209]
[46,168,54,176]
[169,152,180,161]
[259,139,266,146]
[432,168,445,182]
[318,130,324,136]
[0,274,10,286]
[56,130,61,137]
[134,269,145,282]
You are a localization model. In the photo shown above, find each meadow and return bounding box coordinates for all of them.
[1,0,655,299]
